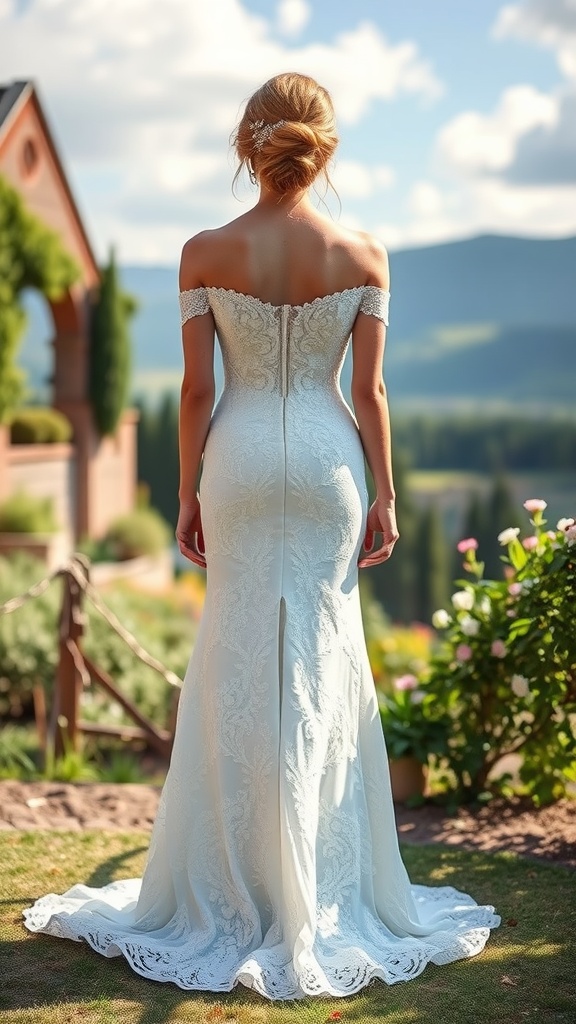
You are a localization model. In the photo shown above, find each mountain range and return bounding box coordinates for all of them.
[20,233,576,413]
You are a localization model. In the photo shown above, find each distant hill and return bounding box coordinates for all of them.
[19,233,576,411]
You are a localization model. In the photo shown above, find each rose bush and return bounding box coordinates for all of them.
[423,500,576,805]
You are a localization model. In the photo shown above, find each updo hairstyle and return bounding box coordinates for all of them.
[232,72,338,194]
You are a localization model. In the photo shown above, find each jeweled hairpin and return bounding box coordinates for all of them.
[249,119,286,151]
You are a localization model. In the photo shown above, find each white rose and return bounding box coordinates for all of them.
[566,524,576,544]
[498,527,520,546]
[432,609,451,629]
[511,674,530,698]
[452,590,474,612]
[460,615,480,637]
[478,595,492,617]
[557,518,574,532]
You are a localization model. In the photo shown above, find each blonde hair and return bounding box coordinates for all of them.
[232,72,339,195]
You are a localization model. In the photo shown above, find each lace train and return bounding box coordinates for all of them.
[23,879,499,999]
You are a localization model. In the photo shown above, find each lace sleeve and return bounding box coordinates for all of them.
[179,287,210,326]
[359,286,390,326]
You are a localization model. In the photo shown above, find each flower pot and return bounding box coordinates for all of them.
[389,756,426,803]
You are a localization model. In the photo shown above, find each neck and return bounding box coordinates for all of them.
[256,184,315,215]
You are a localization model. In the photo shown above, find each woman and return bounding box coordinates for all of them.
[24,72,500,1001]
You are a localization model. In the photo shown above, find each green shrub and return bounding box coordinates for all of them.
[9,407,73,444]
[0,491,58,533]
[103,507,171,560]
[423,502,576,806]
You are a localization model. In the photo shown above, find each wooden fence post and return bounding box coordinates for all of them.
[54,556,89,758]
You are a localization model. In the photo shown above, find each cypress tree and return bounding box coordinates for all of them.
[89,247,133,436]
[414,501,449,625]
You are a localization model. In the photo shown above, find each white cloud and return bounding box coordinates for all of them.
[277,0,311,37]
[331,160,395,199]
[0,0,442,261]
[437,85,558,175]
[494,0,576,79]
[409,182,446,218]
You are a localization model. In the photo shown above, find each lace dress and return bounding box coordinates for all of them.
[23,285,500,1000]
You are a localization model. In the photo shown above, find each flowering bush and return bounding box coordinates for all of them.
[423,501,576,805]
[378,674,450,764]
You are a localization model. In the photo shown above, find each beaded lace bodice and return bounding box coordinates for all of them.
[179,286,389,397]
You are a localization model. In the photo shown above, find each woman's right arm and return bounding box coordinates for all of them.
[350,240,399,567]
[175,235,216,568]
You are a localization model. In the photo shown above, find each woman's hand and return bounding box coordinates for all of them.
[358,497,399,568]
[176,495,206,568]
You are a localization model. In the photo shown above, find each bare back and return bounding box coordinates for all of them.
[180,201,389,306]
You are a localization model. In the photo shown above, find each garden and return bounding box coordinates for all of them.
[0,498,574,1024]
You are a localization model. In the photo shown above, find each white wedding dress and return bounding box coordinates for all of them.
[23,285,500,1000]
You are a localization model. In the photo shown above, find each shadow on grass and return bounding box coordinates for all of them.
[1,840,575,1024]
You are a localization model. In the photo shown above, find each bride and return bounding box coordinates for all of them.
[23,71,500,1001]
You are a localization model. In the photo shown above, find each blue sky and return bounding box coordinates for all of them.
[2,0,575,262]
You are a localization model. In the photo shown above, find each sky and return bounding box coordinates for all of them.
[2,0,576,263]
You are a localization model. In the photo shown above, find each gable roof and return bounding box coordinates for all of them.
[0,80,32,134]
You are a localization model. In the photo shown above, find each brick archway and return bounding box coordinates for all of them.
[0,80,138,543]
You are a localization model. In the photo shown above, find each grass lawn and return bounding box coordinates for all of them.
[0,832,574,1024]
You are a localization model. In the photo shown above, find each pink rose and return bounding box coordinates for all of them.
[523,499,547,512]
[491,639,507,658]
[457,538,478,553]
[508,582,522,597]
[394,674,418,691]
[456,643,473,663]
[522,536,538,550]
[566,524,576,542]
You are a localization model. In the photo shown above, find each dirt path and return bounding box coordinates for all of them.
[0,780,574,869]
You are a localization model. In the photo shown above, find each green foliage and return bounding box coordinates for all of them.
[0,723,36,778]
[8,405,73,444]
[89,247,135,436]
[0,491,58,534]
[378,678,451,764]
[43,742,100,783]
[0,175,79,422]
[103,507,171,560]
[424,503,576,805]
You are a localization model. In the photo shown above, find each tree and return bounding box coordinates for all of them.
[0,175,79,422]
[89,247,136,436]
[414,501,449,625]
[135,391,180,530]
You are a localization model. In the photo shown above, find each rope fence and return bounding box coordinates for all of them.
[0,553,183,760]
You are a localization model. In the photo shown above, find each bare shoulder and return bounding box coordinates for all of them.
[354,230,390,289]
[179,230,219,290]
[179,217,249,290]
[326,220,390,290]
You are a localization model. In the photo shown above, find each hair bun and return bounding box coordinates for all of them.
[233,73,338,194]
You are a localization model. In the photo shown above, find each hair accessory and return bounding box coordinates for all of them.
[249,119,286,151]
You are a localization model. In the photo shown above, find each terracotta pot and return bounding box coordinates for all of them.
[389,756,426,803]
